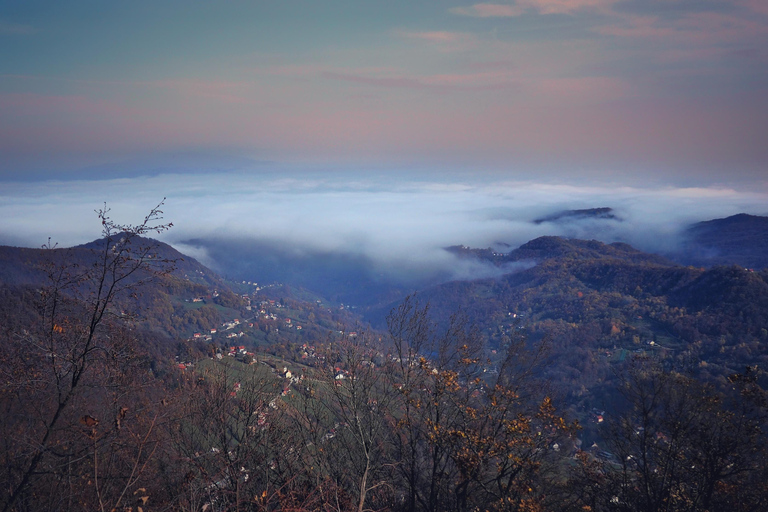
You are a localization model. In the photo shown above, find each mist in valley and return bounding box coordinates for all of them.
[1,169,766,305]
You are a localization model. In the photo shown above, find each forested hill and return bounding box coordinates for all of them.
[433,235,768,356]
[405,236,695,330]
[508,236,672,265]
[0,235,239,342]
[2,231,768,511]
[0,234,220,288]
[674,213,768,269]
[382,235,768,432]
[446,235,673,269]
[0,234,367,349]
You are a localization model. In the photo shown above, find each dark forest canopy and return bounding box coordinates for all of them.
[1,209,768,511]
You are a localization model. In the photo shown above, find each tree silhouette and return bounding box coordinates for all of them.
[0,201,173,512]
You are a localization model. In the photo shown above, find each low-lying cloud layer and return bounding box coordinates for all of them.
[1,170,767,286]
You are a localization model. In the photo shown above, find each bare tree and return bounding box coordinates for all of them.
[169,357,300,512]
[0,201,173,512]
[300,332,398,512]
[561,361,768,512]
[385,297,574,512]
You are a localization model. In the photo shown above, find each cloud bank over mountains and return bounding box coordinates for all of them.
[1,170,766,284]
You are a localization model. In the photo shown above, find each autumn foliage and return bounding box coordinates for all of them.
[2,208,767,512]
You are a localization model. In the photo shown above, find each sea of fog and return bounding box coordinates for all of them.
[1,169,767,286]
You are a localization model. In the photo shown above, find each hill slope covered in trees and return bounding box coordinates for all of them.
[2,212,768,511]
[376,236,768,440]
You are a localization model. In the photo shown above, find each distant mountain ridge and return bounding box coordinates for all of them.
[527,209,768,271]
[446,236,672,268]
[0,235,235,342]
[0,234,369,347]
[510,236,669,265]
[671,213,768,269]
[0,234,222,289]
[533,207,620,224]
[369,234,768,444]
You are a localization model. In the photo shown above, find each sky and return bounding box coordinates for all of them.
[1,1,767,279]
[1,0,767,180]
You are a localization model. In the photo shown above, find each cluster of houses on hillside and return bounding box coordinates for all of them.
[186,290,221,304]
[176,359,195,370]
[333,366,350,381]
[224,345,250,358]
[299,343,320,361]
[254,303,303,331]
[190,317,267,343]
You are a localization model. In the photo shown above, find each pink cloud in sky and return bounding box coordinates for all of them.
[398,30,474,43]
[535,76,629,102]
[322,72,426,90]
[0,92,139,119]
[451,0,618,18]
[0,92,170,153]
[265,63,334,78]
[465,60,518,71]
[264,64,399,82]
[321,68,519,92]
[519,0,618,15]
[424,71,519,89]
[449,4,525,18]
[595,11,768,44]
[0,75,256,106]
[394,30,479,53]
[740,0,768,16]
[1,83,765,174]
[142,79,253,105]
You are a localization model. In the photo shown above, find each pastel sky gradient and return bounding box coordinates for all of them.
[1,0,767,184]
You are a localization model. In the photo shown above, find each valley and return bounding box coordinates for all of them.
[1,211,767,511]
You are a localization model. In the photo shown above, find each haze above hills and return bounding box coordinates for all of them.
[2,173,767,282]
[174,211,768,309]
